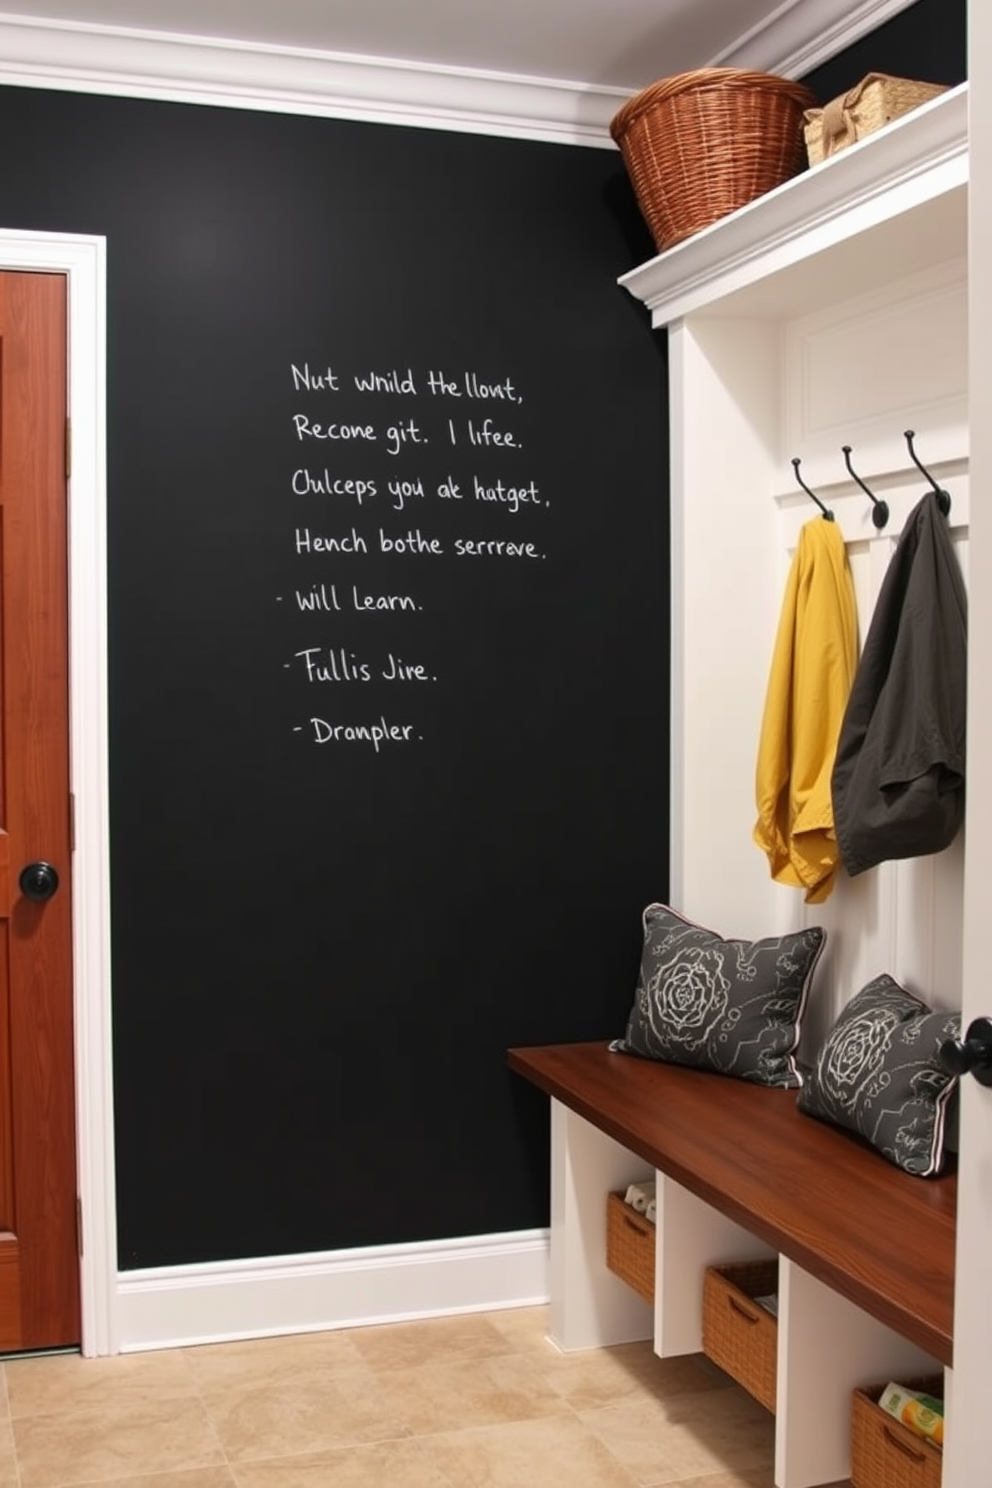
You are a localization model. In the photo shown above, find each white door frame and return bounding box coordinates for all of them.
[946,8,992,1483]
[0,230,116,1357]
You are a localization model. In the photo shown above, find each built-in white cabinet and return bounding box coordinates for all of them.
[561,84,971,1488]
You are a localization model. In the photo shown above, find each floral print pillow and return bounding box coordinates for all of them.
[797,975,960,1176]
[611,904,825,1088]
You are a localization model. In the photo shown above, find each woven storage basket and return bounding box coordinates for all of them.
[805,73,949,164]
[610,68,816,253]
[605,1190,654,1302]
[851,1376,944,1488]
[701,1259,779,1414]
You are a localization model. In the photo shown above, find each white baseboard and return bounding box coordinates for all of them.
[114,1228,549,1354]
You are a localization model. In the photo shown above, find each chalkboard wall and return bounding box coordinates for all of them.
[0,86,668,1268]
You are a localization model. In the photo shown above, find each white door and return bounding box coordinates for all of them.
[945,8,992,1483]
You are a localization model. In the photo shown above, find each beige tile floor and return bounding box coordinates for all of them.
[0,1307,851,1488]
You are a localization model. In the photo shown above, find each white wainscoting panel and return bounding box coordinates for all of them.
[783,259,968,485]
[774,263,969,1049]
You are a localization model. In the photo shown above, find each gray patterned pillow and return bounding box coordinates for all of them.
[797,974,960,1177]
[611,904,825,1088]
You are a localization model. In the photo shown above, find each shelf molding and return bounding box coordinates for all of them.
[620,84,968,328]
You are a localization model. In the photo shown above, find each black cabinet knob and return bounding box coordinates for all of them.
[940,1016,992,1087]
[18,861,60,903]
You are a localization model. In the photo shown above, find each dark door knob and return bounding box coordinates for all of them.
[940,1016,992,1087]
[18,861,60,903]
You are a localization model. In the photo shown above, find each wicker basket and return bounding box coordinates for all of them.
[805,73,949,165]
[851,1377,944,1488]
[610,68,816,253]
[701,1259,779,1413]
[605,1190,655,1302]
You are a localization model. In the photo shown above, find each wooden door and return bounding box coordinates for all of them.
[0,270,79,1351]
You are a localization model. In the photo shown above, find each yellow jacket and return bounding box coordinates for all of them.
[753,516,858,903]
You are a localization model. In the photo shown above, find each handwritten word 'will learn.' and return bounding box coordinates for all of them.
[290,363,522,404]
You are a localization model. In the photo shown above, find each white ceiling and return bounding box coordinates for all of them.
[0,0,904,92]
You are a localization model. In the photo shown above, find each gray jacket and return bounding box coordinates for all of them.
[831,491,967,877]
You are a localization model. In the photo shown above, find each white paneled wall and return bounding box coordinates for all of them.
[782,258,968,477]
[781,262,967,1049]
[669,318,784,930]
[674,254,968,1058]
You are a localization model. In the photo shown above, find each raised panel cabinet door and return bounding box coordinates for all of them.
[0,270,78,1351]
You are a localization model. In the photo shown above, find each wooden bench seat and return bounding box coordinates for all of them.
[509,1040,956,1366]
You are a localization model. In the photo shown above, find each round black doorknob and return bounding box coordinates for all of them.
[940,1016,992,1087]
[18,861,60,902]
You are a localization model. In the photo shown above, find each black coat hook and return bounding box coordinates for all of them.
[905,430,951,516]
[842,445,889,529]
[792,457,833,521]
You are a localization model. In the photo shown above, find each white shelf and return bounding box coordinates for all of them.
[619,83,968,326]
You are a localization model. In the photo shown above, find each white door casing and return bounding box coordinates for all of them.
[944,8,992,1484]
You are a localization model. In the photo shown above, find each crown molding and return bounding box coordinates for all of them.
[0,12,626,145]
[713,0,919,78]
[0,0,923,145]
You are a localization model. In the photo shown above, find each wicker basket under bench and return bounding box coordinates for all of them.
[851,1377,944,1488]
[605,1189,655,1303]
[702,1259,779,1414]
